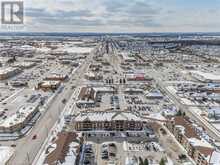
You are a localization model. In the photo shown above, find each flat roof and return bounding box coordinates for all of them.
[190,70,220,81]
[75,111,142,122]
[0,89,48,128]
[0,67,19,75]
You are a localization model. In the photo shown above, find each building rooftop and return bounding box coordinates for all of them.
[0,67,20,75]
[173,116,200,139]
[0,89,47,129]
[78,87,96,102]
[190,70,220,81]
[74,111,142,122]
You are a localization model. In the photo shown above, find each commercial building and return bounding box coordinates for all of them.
[74,111,145,131]
[44,66,71,82]
[124,88,143,94]
[207,107,220,120]
[85,71,103,81]
[37,81,61,91]
[0,146,14,165]
[89,64,102,72]
[190,71,220,83]
[0,105,39,133]
[0,89,44,133]
[166,116,219,165]
[126,73,153,82]
[0,57,15,65]
[76,86,115,108]
[120,52,136,62]
[10,80,28,87]
[12,62,36,69]
[45,74,68,81]
[0,67,21,80]
[76,87,96,108]
[145,90,164,99]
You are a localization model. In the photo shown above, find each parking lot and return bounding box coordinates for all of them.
[72,128,172,165]
[0,85,17,103]
[84,138,167,165]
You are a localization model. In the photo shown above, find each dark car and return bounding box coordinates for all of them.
[32,134,37,140]
[11,144,16,147]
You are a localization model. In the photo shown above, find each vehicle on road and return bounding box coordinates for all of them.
[11,144,16,147]
[32,134,37,140]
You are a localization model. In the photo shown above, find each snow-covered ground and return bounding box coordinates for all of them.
[61,142,79,165]
[34,87,80,165]
[0,146,14,165]
[147,113,166,121]
[125,156,138,165]
[56,46,93,54]
[210,151,220,165]
[212,123,220,131]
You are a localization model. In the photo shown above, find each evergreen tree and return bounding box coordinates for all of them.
[176,110,182,116]
[159,158,166,165]
[182,112,186,116]
[139,157,144,165]
[144,158,149,165]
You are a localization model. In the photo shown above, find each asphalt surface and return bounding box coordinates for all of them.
[145,63,220,141]
[3,48,97,165]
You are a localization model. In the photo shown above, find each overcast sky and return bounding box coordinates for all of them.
[2,0,220,32]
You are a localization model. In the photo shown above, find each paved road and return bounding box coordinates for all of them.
[158,123,196,165]
[4,46,98,165]
[8,87,73,165]
[147,67,220,141]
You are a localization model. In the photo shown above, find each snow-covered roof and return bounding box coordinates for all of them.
[93,86,115,93]
[147,113,166,121]
[188,138,213,149]
[41,81,60,86]
[208,107,220,115]
[74,112,142,122]
[55,45,93,54]
[85,71,95,77]
[0,67,19,75]
[124,88,143,92]
[210,151,220,165]
[120,52,136,61]
[13,62,36,68]
[190,70,220,81]
[125,157,138,165]
[0,104,39,128]
[0,89,43,129]
[146,90,163,98]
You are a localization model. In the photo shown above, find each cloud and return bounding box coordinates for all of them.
[1,0,220,32]
[23,0,161,32]
[26,8,94,18]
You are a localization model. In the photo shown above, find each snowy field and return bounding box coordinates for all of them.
[55,46,93,54]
